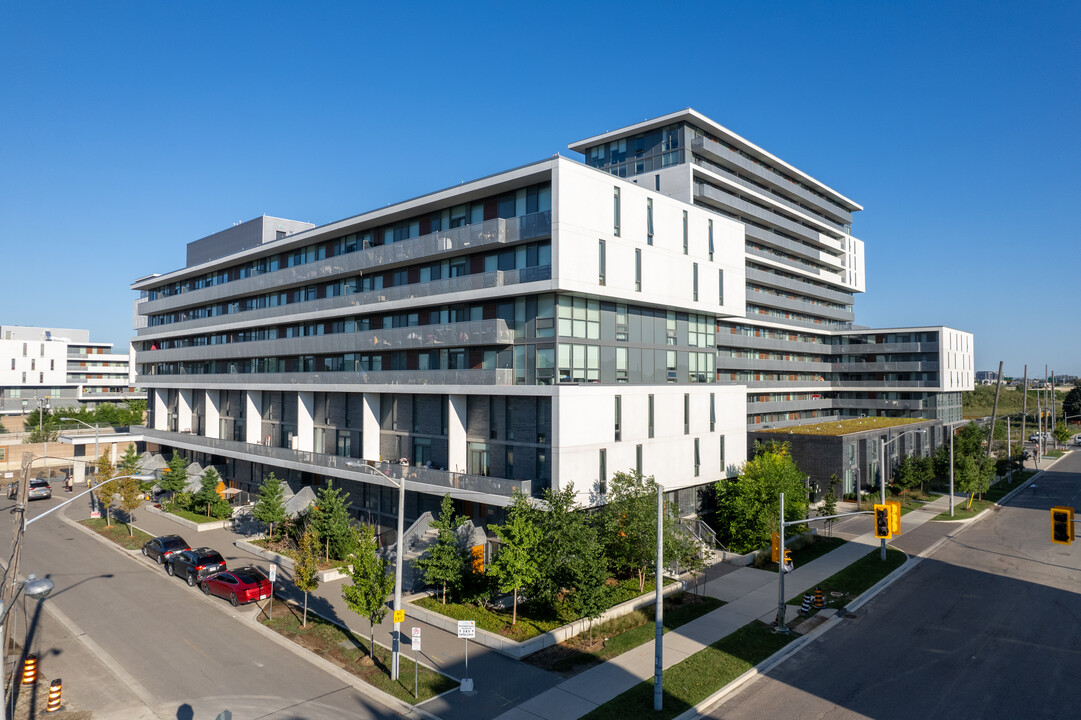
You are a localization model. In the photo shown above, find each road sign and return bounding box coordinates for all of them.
[457,620,476,639]
[268,565,277,582]
[411,627,421,638]
[411,636,421,651]
[393,609,405,624]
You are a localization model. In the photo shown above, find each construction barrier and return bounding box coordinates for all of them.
[813,587,825,609]
[800,593,813,614]
[46,678,62,713]
[21,654,37,685]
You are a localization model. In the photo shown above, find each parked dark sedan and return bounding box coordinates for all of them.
[141,535,190,565]
[200,567,272,606]
[166,548,227,587]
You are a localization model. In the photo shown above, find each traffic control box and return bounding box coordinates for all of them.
[886,500,901,535]
[1051,506,1074,545]
[873,504,891,539]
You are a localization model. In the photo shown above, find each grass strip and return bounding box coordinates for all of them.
[80,517,154,549]
[262,600,456,704]
[165,507,224,523]
[414,576,674,642]
[536,594,722,675]
[580,621,793,720]
[788,546,906,611]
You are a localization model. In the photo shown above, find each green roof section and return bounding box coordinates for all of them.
[756,417,928,437]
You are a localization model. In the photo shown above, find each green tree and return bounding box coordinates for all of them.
[820,474,839,537]
[118,476,143,536]
[1053,423,1071,449]
[892,454,919,496]
[308,481,355,562]
[95,450,118,526]
[341,524,395,656]
[487,490,541,625]
[192,468,231,518]
[415,494,465,604]
[913,456,934,494]
[956,453,995,506]
[713,441,809,554]
[118,443,142,477]
[603,471,674,593]
[294,524,320,627]
[253,472,287,541]
[159,453,190,497]
[566,529,610,644]
[1065,387,1081,422]
[530,484,596,612]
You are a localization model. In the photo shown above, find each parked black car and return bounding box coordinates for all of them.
[141,535,191,565]
[166,548,227,587]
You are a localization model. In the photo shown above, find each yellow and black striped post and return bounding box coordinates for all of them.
[21,654,38,685]
[46,678,62,713]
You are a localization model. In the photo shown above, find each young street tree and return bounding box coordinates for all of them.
[530,484,595,612]
[714,440,809,554]
[1053,423,1071,450]
[95,450,118,526]
[253,472,287,541]
[294,524,320,627]
[118,475,143,536]
[487,490,541,625]
[566,527,610,645]
[159,453,190,499]
[193,468,231,519]
[341,524,395,657]
[415,494,465,604]
[309,481,355,562]
[603,471,675,593]
[820,474,839,537]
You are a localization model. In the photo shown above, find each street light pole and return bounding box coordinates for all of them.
[346,460,405,681]
[61,417,100,510]
[0,575,54,720]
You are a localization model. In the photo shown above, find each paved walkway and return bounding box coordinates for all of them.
[495,492,960,720]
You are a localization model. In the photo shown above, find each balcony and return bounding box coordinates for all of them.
[746,290,854,323]
[138,426,529,501]
[743,225,845,272]
[745,268,854,305]
[137,368,516,388]
[833,361,937,373]
[832,397,927,411]
[717,357,833,373]
[747,398,836,414]
[140,319,515,363]
[138,265,552,338]
[835,342,940,354]
[141,212,552,316]
[691,136,854,227]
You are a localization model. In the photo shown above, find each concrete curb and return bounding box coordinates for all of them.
[58,507,444,720]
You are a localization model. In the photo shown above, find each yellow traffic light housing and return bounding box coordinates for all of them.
[873,504,891,539]
[1051,506,1074,545]
[782,549,793,570]
[771,532,780,562]
[886,500,901,535]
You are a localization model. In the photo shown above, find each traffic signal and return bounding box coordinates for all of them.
[782,549,793,571]
[886,500,901,535]
[1051,506,1074,545]
[771,532,780,562]
[873,504,891,539]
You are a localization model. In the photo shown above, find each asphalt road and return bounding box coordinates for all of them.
[7,494,406,720]
[700,452,1081,720]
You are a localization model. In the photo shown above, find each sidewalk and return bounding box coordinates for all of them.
[65,500,561,720]
[496,493,959,720]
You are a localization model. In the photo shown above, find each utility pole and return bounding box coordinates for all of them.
[775,492,788,632]
[653,482,663,711]
[878,438,887,560]
[2,454,32,652]
[1051,370,1057,446]
[986,360,1004,458]
[1020,365,1028,447]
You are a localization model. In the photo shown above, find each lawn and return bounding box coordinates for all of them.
[525,592,723,676]
[931,473,1035,521]
[262,599,456,703]
[787,546,906,613]
[759,536,845,573]
[80,517,154,550]
[414,576,674,642]
[579,622,793,720]
[165,506,224,523]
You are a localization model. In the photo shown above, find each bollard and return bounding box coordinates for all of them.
[21,654,38,685]
[46,678,62,713]
[813,587,825,609]
[800,593,813,614]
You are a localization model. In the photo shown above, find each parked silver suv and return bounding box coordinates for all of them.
[6,478,52,501]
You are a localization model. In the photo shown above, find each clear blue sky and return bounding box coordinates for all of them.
[2,1,1078,377]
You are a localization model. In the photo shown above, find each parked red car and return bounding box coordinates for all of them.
[200,567,272,606]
